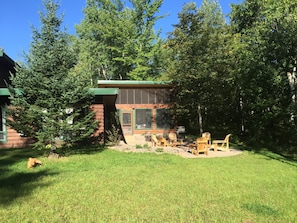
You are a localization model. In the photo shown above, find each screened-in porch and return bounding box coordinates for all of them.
[98,80,175,136]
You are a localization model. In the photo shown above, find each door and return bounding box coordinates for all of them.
[121,111,133,135]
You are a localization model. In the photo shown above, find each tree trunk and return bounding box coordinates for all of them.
[287,64,297,121]
[197,103,203,135]
[48,141,59,159]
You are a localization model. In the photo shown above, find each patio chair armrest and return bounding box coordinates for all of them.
[213,140,225,144]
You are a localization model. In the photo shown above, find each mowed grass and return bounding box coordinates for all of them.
[0,147,296,222]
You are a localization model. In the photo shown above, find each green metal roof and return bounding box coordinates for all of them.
[0,88,118,97]
[97,80,172,85]
[0,88,22,96]
[0,88,10,96]
[88,88,118,95]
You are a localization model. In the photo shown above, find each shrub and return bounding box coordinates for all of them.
[105,124,121,146]
[136,144,143,149]
[155,148,163,152]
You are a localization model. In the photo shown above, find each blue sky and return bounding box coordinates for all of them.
[0,0,242,62]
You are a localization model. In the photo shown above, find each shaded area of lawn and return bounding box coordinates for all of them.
[57,144,107,156]
[0,145,107,206]
[233,143,297,167]
[0,148,55,205]
[0,170,57,205]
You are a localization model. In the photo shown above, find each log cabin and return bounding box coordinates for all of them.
[0,52,175,148]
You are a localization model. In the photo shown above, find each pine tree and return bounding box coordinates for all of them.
[7,0,98,151]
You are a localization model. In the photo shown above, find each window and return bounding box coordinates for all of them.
[156,108,174,129]
[0,106,6,142]
[135,109,152,129]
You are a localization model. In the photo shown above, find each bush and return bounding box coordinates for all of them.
[105,125,121,146]
[155,148,163,152]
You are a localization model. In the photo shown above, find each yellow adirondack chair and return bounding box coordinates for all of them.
[213,134,231,152]
[202,132,211,147]
[168,132,183,147]
[191,137,209,156]
[151,135,168,147]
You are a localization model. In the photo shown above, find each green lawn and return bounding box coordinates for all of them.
[0,146,296,222]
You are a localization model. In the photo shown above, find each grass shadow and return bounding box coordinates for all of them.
[0,169,58,206]
[0,147,45,176]
[242,203,280,217]
[0,147,59,206]
[232,143,297,167]
[57,144,108,157]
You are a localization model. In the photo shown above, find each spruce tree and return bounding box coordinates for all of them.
[7,0,98,151]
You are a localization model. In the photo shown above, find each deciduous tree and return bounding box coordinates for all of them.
[166,0,233,136]
[75,0,165,83]
[230,0,297,146]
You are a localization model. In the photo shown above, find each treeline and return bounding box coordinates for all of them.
[10,0,297,152]
[74,0,296,149]
[163,0,297,151]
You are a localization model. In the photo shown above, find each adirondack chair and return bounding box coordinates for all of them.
[151,135,159,147]
[213,134,231,152]
[168,132,183,147]
[151,135,168,147]
[201,132,211,147]
[191,137,209,156]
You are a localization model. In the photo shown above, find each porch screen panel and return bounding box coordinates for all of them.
[156,108,173,129]
[163,88,173,103]
[120,89,128,104]
[135,89,141,104]
[149,89,156,104]
[156,89,164,104]
[142,89,149,104]
[128,89,134,104]
[135,109,152,129]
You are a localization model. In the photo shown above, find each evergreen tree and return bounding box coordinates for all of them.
[7,0,98,151]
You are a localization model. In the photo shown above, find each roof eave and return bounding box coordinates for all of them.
[97,80,173,87]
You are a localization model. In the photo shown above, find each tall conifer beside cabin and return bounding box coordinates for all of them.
[0,52,175,148]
